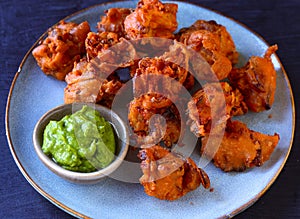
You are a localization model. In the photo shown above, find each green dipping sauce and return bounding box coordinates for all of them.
[42,105,116,172]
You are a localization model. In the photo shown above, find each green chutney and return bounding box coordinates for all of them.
[42,105,116,172]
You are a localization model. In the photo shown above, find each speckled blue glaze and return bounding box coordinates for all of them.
[6,1,294,218]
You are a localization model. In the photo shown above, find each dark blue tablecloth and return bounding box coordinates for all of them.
[1,0,299,218]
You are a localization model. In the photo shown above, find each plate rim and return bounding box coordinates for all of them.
[5,0,296,218]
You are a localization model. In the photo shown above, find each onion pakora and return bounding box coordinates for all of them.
[176,20,238,80]
[97,8,132,38]
[85,31,120,60]
[188,20,238,64]
[187,82,248,137]
[129,56,194,148]
[132,57,189,98]
[32,20,90,80]
[201,120,280,172]
[64,58,123,108]
[128,94,181,147]
[124,0,178,39]
[138,145,210,200]
[228,45,278,112]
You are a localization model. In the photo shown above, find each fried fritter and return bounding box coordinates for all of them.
[132,57,188,98]
[85,31,119,60]
[138,145,210,200]
[201,120,280,172]
[188,20,238,64]
[64,58,122,108]
[32,20,90,80]
[135,57,188,83]
[128,94,180,147]
[97,8,132,38]
[176,20,238,80]
[65,34,139,107]
[228,45,278,112]
[128,56,191,147]
[97,75,123,108]
[187,82,248,137]
[64,59,104,104]
[128,94,169,134]
[91,37,137,69]
[124,0,178,39]
[161,40,211,86]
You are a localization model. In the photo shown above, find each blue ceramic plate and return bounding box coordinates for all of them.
[6,1,295,218]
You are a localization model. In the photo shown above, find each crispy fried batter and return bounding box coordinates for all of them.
[187,82,248,137]
[161,105,181,147]
[124,0,178,39]
[97,75,123,108]
[201,120,279,172]
[85,31,119,60]
[91,38,137,69]
[162,40,230,82]
[32,20,90,80]
[161,41,209,87]
[132,57,188,98]
[128,94,180,147]
[128,56,192,147]
[138,145,210,200]
[128,94,169,134]
[176,20,238,80]
[97,8,132,38]
[64,58,104,104]
[228,45,278,112]
[65,31,139,107]
[135,57,188,83]
[64,58,122,108]
[190,20,238,64]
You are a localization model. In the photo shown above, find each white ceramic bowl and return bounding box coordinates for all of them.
[33,103,129,184]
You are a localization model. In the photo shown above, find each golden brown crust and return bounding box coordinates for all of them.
[192,20,238,64]
[228,45,278,112]
[64,58,123,108]
[128,94,180,147]
[176,20,238,80]
[124,0,178,39]
[85,31,120,60]
[97,8,132,38]
[201,120,279,172]
[187,82,248,137]
[132,57,188,98]
[32,21,90,80]
[138,145,210,200]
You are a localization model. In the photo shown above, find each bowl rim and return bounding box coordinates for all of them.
[32,102,129,182]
